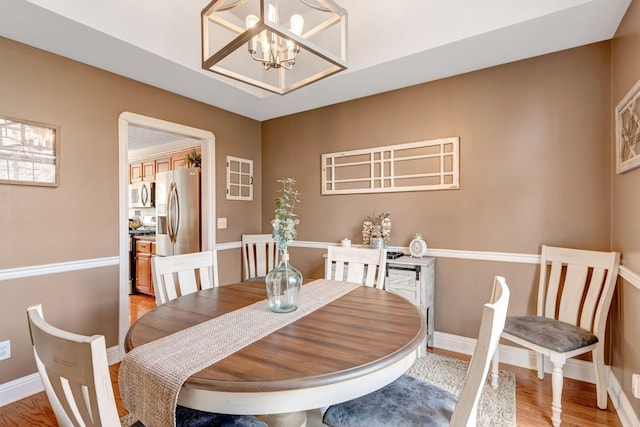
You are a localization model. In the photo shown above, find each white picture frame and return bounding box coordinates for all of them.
[615,80,640,174]
[226,155,253,200]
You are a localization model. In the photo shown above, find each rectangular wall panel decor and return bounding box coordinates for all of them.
[322,137,459,195]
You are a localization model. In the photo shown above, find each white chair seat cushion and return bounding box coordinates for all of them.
[322,374,456,427]
[504,315,598,353]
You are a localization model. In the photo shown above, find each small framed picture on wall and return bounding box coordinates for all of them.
[0,116,59,186]
[615,80,640,174]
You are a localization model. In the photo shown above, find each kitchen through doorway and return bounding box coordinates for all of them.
[117,112,216,357]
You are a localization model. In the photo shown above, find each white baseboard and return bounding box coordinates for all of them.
[0,373,44,408]
[0,346,122,407]
[607,366,640,427]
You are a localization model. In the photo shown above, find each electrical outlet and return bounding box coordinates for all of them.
[633,374,640,399]
[217,217,227,229]
[0,340,10,361]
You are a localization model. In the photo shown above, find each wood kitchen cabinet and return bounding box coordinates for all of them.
[135,239,155,296]
[130,163,143,183]
[155,156,171,174]
[130,161,155,183]
[129,147,200,183]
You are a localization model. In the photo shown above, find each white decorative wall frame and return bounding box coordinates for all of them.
[322,137,459,195]
[616,80,640,174]
[226,155,253,200]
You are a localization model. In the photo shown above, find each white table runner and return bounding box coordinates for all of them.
[119,279,360,427]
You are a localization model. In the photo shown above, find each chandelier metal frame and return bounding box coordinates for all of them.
[201,0,347,95]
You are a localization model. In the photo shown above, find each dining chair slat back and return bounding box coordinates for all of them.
[27,303,121,427]
[152,250,217,305]
[325,246,387,289]
[242,234,278,281]
[27,304,267,427]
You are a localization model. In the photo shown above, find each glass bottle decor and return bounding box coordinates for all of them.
[265,252,303,313]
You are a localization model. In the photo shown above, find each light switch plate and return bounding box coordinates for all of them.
[632,374,640,399]
[217,217,227,229]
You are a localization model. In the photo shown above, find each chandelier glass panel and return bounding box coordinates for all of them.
[201,0,347,94]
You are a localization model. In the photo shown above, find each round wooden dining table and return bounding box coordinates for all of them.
[124,280,425,426]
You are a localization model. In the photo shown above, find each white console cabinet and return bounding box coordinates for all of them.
[386,256,435,356]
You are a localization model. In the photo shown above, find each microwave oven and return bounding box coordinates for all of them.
[129,182,155,208]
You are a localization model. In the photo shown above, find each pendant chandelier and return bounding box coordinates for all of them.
[201,0,347,95]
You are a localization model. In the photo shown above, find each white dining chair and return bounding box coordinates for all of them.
[325,246,387,289]
[323,276,510,427]
[241,234,278,281]
[491,245,620,427]
[152,250,218,305]
[27,303,266,427]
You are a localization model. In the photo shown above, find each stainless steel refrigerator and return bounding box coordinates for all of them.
[155,168,200,256]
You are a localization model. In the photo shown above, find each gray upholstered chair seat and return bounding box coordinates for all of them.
[127,405,267,427]
[322,374,456,427]
[504,315,598,353]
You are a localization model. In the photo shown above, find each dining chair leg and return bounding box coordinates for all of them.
[537,352,545,380]
[593,346,608,409]
[490,347,500,389]
[550,354,566,427]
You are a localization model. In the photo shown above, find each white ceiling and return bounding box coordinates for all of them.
[0,0,631,121]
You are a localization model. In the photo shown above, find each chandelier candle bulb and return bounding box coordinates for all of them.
[245,15,259,53]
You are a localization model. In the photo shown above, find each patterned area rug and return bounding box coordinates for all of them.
[406,352,516,427]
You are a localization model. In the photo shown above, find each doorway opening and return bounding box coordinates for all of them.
[117,112,215,357]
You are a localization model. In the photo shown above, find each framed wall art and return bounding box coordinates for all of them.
[0,116,59,186]
[615,80,640,174]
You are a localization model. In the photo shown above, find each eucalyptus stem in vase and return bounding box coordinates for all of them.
[266,178,303,313]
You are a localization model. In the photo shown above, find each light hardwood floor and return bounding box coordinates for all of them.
[0,294,623,426]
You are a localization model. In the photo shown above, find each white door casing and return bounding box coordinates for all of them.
[118,112,216,358]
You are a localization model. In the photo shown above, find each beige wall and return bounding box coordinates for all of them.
[0,36,262,382]
[2,13,639,420]
[612,0,640,417]
[262,42,612,340]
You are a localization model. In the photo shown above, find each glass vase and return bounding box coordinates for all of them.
[265,252,303,313]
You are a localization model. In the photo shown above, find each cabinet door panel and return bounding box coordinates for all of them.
[387,268,419,305]
[388,286,420,305]
[142,161,155,181]
[155,157,171,174]
[130,163,142,183]
[135,239,154,296]
[136,253,152,295]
